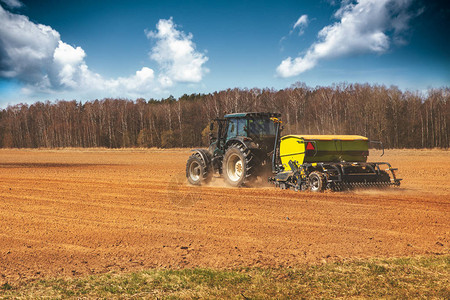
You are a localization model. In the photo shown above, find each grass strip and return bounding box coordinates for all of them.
[1,255,449,299]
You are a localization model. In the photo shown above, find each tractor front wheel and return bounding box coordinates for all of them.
[186,154,211,185]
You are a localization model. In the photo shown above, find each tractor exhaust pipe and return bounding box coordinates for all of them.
[271,118,282,173]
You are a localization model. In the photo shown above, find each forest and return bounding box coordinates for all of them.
[0,82,448,149]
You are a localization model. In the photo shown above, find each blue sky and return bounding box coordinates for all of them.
[0,0,449,107]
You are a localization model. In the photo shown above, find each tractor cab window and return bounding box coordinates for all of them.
[227,119,237,139]
[237,119,247,136]
[227,118,247,138]
[248,118,276,137]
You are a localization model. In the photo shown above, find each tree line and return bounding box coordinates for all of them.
[0,82,448,149]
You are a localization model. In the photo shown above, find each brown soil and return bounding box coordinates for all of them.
[0,148,448,284]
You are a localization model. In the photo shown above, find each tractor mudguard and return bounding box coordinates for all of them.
[191,149,212,166]
[224,137,258,151]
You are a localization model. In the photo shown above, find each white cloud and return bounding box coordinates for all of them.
[146,18,209,85]
[292,14,309,35]
[53,41,86,66]
[279,14,309,52]
[0,0,23,9]
[277,0,416,78]
[0,5,59,85]
[0,5,208,101]
[52,41,87,88]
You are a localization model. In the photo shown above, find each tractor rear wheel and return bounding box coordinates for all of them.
[186,154,211,185]
[222,145,254,187]
[308,171,325,192]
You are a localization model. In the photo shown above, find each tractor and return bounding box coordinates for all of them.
[186,112,401,191]
[186,112,280,187]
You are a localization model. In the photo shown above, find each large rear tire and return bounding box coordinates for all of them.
[222,144,255,187]
[186,153,211,185]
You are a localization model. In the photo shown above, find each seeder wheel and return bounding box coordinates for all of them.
[308,171,325,192]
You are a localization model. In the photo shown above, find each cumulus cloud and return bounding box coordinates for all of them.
[277,0,417,78]
[52,41,86,88]
[146,18,209,86]
[0,5,208,100]
[0,5,59,85]
[292,14,309,35]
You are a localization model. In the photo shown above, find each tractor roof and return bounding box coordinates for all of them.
[224,112,281,119]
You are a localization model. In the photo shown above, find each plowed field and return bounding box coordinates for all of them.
[0,148,449,284]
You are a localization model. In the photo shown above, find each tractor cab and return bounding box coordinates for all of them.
[209,112,280,155]
[225,114,278,140]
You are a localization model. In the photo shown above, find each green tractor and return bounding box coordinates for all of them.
[186,112,280,187]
